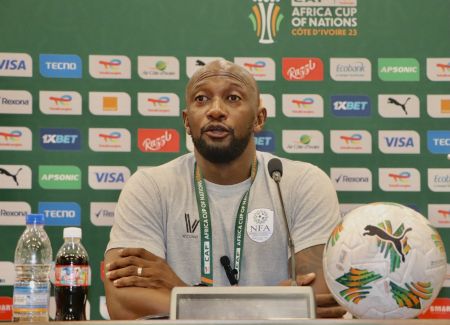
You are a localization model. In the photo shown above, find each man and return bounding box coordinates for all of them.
[104,60,346,319]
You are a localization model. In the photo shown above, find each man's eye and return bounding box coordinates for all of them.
[227,95,241,102]
[195,95,208,103]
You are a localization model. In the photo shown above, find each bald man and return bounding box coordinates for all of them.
[104,60,345,319]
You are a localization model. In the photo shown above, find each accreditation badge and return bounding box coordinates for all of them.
[247,208,274,243]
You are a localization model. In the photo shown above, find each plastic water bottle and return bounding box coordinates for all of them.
[54,227,89,320]
[13,214,52,322]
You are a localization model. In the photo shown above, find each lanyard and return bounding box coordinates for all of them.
[194,156,258,286]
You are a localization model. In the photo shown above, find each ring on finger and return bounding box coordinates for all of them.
[137,266,143,276]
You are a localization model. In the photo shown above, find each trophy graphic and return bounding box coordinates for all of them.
[249,0,284,44]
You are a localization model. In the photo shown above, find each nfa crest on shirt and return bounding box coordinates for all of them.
[247,208,274,243]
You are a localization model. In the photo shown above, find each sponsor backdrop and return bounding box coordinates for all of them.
[0,0,449,320]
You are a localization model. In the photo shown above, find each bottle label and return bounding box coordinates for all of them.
[55,265,89,286]
[13,284,49,311]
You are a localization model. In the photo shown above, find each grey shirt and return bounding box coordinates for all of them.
[107,151,341,286]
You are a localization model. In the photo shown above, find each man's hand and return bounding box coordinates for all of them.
[279,272,347,318]
[106,248,187,290]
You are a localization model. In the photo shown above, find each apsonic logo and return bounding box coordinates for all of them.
[0,165,32,189]
[38,202,81,226]
[40,128,81,150]
[137,93,180,116]
[39,165,81,190]
[89,128,131,152]
[39,91,82,115]
[234,57,276,81]
[378,130,420,154]
[282,94,324,117]
[39,54,82,78]
[138,129,180,153]
[90,202,116,226]
[379,168,420,192]
[254,130,275,152]
[249,0,284,44]
[331,95,371,117]
[378,58,420,81]
[88,166,130,190]
[89,92,131,116]
[0,126,32,151]
[0,90,32,114]
[427,131,450,154]
[0,201,31,225]
[0,52,32,77]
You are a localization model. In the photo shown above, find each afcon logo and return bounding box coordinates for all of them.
[249,0,284,44]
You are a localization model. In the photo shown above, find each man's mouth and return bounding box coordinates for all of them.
[201,125,231,139]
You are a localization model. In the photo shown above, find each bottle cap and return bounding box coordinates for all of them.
[63,227,82,239]
[26,213,45,225]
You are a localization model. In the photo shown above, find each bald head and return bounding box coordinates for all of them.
[185,59,260,104]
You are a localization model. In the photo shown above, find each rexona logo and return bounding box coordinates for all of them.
[89,92,131,116]
[186,56,224,78]
[138,129,180,152]
[0,52,32,77]
[330,130,372,154]
[426,58,450,81]
[40,128,81,151]
[379,168,420,192]
[89,128,131,152]
[427,204,450,228]
[428,168,450,192]
[378,94,420,118]
[378,130,420,154]
[39,165,81,189]
[89,55,131,79]
[282,130,323,153]
[0,90,32,114]
[0,201,31,225]
[234,57,276,81]
[378,58,420,81]
[38,202,81,226]
[248,0,284,44]
[0,165,32,189]
[254,130,275,152]
[427,95,450,118]
[88,166,130,190]
[282,94,323,117]
[0,126,32,151]
[138,56,180,80]
[331,95,371,117]
[427,131,450,154]
[90,202,116,226]
[39,91,82,115]
[282,58,323,81]
[39,54,82,78]
[137,92,180,116]
[330,168,372,192]
[260,94,276,117]
[330,58,371,81]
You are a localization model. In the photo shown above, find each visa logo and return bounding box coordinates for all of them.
[384,137,414,147]
[0,60,26,70]
[95,172,125,183]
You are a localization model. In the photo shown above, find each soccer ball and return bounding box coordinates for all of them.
[323,202,447,319]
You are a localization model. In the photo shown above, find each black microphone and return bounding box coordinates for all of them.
[268,158,297,286]
[220,255,238,286]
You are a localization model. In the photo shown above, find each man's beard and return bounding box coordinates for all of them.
[191,128,252,164]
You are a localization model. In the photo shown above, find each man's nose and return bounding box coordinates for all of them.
[207,98,227,120]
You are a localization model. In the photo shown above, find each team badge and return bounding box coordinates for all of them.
[247,208,274,242]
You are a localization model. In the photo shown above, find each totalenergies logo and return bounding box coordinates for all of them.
[438,209,450,218]
[50,95,72,106]
[99,59,121,70]
[341,134,362,145]
[99,132,121,142]
[148,96,170,107]
[436,62,450,72]
[0,130,22,142]
[249,0,284,44]
[389,171,411,183]
[292,98,314,108]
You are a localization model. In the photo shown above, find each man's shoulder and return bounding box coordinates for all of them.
[256,151,320,175]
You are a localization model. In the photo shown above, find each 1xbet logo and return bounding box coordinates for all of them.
[40,128,81,150]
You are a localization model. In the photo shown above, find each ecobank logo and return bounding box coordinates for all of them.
[0,165,32,189]
[0,53,32,77]
[330,58,371,81]
[0,201,31,225]
[379,168,420,192]
[138,56,179,80]
[88,166,130,190]
[39,54,82,78]
[249,0,284,44]
[255,130,275,152]
[0,90,32,114]
[428,204,450,228]
[330,168,372,192]
[39,91,82,115]
[89,92,131,116]
[282,94,323,117]
[89,128,131,152]
[89,55,131,79]
[39,165,81,189]
[90,202,116,226]
[282,130,323,153]
[38,202,81,226]
[137,93,180,116]
[331,95,371,117]
[378,58,420,81]
[428,169,450,192]
[0,126,32,151]
[40,128,81,150]
[234,57,275,81]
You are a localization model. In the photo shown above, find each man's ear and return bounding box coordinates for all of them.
[253,105,267,133]
[182,109,191,135]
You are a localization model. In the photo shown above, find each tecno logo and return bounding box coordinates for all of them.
[39,54,82,78]
[330,168,372,192]
[38,202,81,226]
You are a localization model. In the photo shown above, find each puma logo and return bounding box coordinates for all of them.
[363,224,412,262]
[387,97,410,115]
[0,167,22,186]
